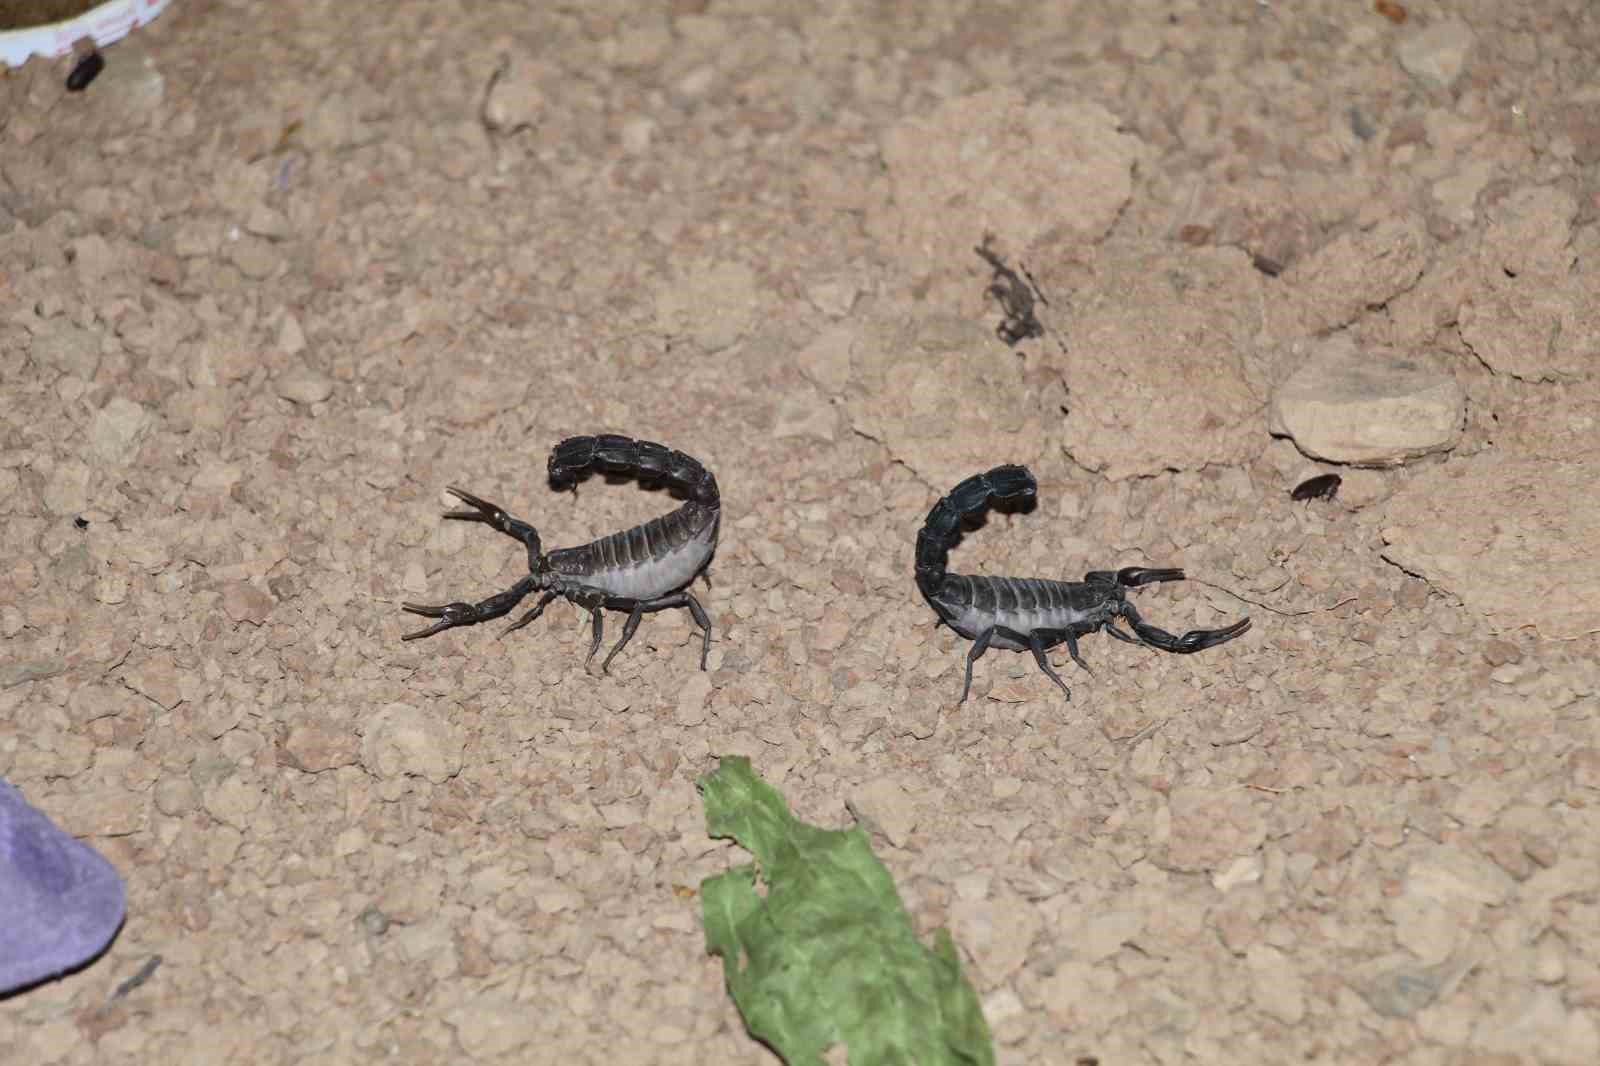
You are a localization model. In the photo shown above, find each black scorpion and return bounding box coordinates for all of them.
[915,465,1251,702]
[402,434,719,672]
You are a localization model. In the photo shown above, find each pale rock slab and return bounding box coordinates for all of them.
[1270,335,1462,464]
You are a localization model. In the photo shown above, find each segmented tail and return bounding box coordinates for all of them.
[915,464,1037,599]
[548,434,720,507]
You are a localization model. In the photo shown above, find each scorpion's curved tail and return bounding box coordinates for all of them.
[548,434,720,508]
[915,464,1037,599]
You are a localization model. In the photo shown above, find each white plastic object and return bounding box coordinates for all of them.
[0,0,175,69]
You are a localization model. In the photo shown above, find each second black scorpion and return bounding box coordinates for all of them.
[915,465,1251,702]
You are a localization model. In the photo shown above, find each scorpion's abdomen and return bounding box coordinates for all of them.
[551,503,719,602]
[936,575,1109,648]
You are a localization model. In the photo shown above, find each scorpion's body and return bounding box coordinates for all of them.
[402,434,719,672]
[544,512,719,602]
[931,574,1132,652]
[916,465,1250,702]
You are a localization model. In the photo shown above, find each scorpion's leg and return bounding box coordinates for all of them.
[584,608,605,671]
[1025,630,1072,700]
[674,591,714,671]
[598,591,713,673]
[960,628,996,703]
[501,590,558,637]
[1057,630,1093,673]
[601,606,645,674]
[1103,621,1141,645]
[401,576,537,641]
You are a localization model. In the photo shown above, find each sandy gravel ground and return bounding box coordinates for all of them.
[3,1,1599,1063]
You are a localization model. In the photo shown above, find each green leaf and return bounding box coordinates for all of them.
[697,756,995,1066]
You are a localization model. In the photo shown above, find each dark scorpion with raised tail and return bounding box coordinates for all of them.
[402,434,719,672]
[915,465,1251,702]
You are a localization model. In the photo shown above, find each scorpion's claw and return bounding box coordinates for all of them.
[400,601,478,641]
[437,486,543,557]
[1117,568,1249,651]
[1117,567,1186,587]
[441,486,503,523]
[1131,615,1251,654]
[1185,616,1253,651]
[500,590,558,638]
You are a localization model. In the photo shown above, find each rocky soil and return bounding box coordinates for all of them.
[2,1,1598,1063]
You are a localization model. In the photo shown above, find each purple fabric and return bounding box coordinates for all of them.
[0,780,125,994]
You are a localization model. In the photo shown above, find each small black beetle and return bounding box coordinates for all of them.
[1290,473,1341,501]
[66,52,105,93]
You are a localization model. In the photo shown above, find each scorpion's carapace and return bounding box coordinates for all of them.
[402,434,720,673]
[916,468,1250,702]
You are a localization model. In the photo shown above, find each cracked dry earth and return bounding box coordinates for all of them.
[3,1,1600,1064]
